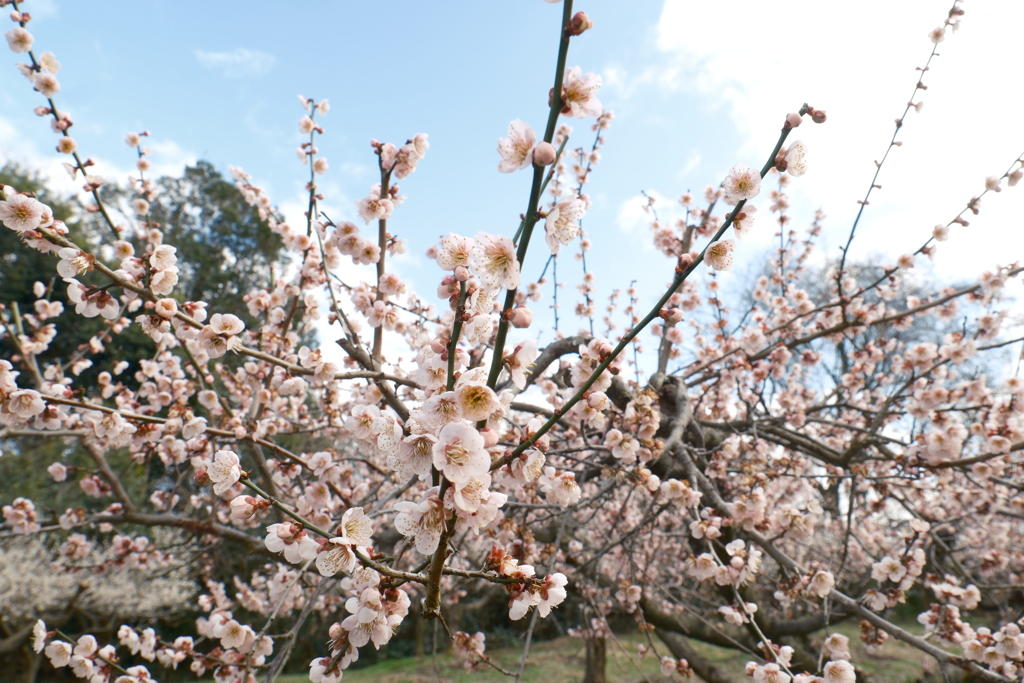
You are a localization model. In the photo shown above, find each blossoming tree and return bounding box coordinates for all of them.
[3,1,1024,682]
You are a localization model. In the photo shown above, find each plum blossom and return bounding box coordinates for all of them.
[705,239,735,271]
[541,468,582,507]
[356,190,394,224]
[316,540,357,577]
[436,233,475,271]
[784,141,808,176]
[0,194,45,232]
[822,660,856,683]
[208,450,241,494]
[545,196,586,255]
[561,66,603,118]
[497,119,535,172]
[722,164,761,204]
[45,640,72,668]
[39,51,61,74]
[32,72,61,97]
[5,28,34,53]
[472,233,520,291]
[536,573,568,616]
[394,494,447,554]
[433,422,490,484]
[47,462,68,482]
[808,570,835,598]
[455,382,501,422]
[504,340,539,389]
[7,389,46,419]
[309,657,342,683]
[265,522,319,563]
[3,497,41,534]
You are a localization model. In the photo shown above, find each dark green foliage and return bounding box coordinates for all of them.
[147,160,285,328]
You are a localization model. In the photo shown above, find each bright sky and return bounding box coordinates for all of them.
[2,0,1023,360]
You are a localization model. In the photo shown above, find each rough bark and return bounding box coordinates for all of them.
[583,636,607,683]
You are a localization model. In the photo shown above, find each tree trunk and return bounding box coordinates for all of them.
[583,637,606,683]
[413,599,425,657]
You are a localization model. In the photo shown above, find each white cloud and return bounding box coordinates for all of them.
[678,150,701,178]
[643,0,1024,282]
[194,48,276,78]
[0,115,197,212]
[617,188,681,250]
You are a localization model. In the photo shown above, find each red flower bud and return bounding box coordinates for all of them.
[660,308,684,324]
[567,11,594,36]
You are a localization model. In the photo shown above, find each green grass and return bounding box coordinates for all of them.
[278,621,934,683]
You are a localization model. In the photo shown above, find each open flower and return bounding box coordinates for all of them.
[731,204,757,239]
[8,389,46,419]
[722,164,761,204]
[497,120,536,173]
[316,540,357,577]
[436,233,475,271]
[32,620,47,653]
[472,233,520,291]
[394,495,447,554]
[5,28,34,54]
[822,660,856,683]
[544,196,586,255]
[356,191,394,224]
[433,422,489,484]
[0,195,45,233]
[561,66,603,118]
[208,450,241,494]
[537,573,568,616]
[705,239,735,271]
[505,340,539,389]
[455,382,501,422]
[336,507,373,546]
[541,470,581,507]
[265,522,319,563]
[784,141,808,177]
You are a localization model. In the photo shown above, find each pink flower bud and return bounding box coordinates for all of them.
[677,253,695,271]
[437,275,456,299]
[784,112,802,129]
[509,305,533,329]
[810,108,827,124]
[194,470,210,486]
[567,11,594,36]
[533,141,557,167]
[230,495,258,519]
[480,427,500,448]
[660,308,684,324]
[430,336,449,354]
[453,265,470,282]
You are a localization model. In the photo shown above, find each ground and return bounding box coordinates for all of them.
[279,620,936,683]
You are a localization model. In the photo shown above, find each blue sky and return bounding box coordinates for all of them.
[3,0,1023,359]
